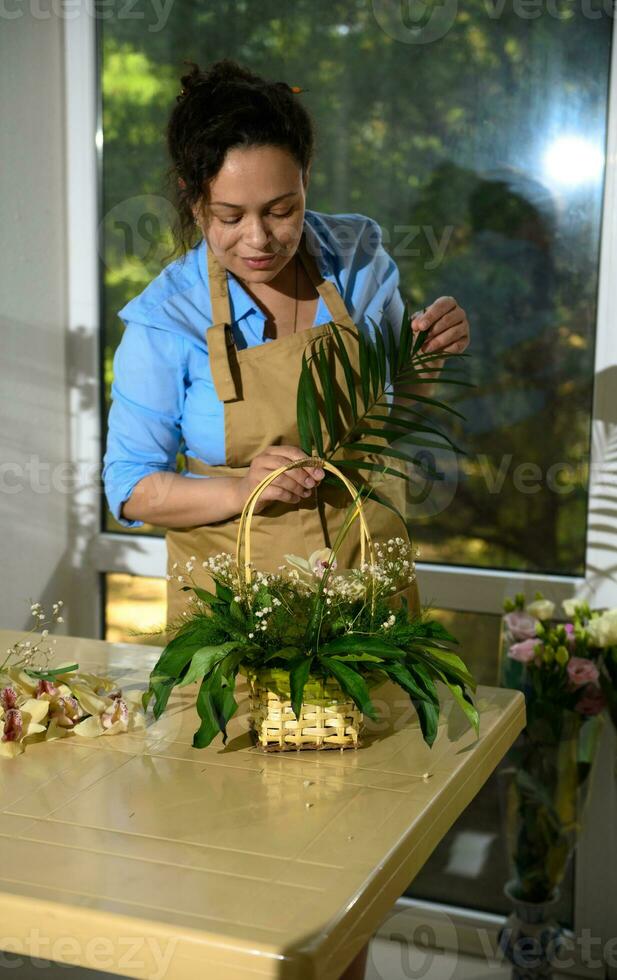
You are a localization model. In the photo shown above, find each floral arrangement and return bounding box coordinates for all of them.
[502,592,614,719]
[499,591,614,904]
[0,600,144,758]
[142,530,479,751]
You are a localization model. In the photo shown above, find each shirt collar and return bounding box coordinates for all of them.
[202,211,336,325]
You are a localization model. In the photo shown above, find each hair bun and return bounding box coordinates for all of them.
[177,58,260,102]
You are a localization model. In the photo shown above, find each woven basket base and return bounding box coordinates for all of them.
[246,675,365,752]
[248,726,365,752]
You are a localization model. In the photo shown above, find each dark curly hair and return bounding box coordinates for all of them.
[164,58,316,259]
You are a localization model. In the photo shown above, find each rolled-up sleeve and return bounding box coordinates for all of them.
[102,320,187,528]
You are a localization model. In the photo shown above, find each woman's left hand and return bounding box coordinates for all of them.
[411,296,470,356]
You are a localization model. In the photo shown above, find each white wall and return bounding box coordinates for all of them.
[0,11,81,637]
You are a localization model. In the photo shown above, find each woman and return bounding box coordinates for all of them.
[103,57,470,980]
[103,58,469,628]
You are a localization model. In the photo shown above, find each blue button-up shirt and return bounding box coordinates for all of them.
[103,209,406,527]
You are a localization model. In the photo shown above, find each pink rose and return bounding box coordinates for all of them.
[508,638,538,663]
[504,611,538,641]
[575,686,606,717]
[566,657,599,687]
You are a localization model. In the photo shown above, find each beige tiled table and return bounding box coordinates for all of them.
[0,630,525,980]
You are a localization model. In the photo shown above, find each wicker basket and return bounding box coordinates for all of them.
[235,456,377,753]
[243,667,364,751]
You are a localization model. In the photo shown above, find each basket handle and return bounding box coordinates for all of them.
[235,457,375,586]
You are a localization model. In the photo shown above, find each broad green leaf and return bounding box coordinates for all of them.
[330,653,384,663]
[377,662,440,745]
[181,585,222,608]
[407,661,440,705]
[193,673,220,749]
[320,635,402,657]
[377,659,433,702]
[214,580,235,604]
[289,653,314,721]
[439,675,480,735]
[262,646,302,664]
[408,645,475,691]
[193,662,239,748]
[149,629,207,687]
[319,656,378,721]
[177,642,239,688]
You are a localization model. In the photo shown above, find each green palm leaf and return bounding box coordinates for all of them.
[333,458,410,482]
[297,354,313,453]
[298,353,324,457]
[329,322,358,420]
[317,341,339,448]
[357,328,371,408]
[296,305,472,490]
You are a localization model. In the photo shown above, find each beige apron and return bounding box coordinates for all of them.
[165,230,421,625]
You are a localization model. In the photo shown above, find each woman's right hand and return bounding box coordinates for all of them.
[237,445,325,514]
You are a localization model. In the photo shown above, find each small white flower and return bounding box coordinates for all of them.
[56,616,64,623]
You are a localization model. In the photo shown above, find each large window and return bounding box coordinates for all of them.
[101,2,611,575]
[97,0,614,928]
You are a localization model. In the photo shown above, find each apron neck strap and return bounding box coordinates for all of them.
[295,232,356,329]
[207,242,233,326]
[206,227,357,331]
[204,227,357,403]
